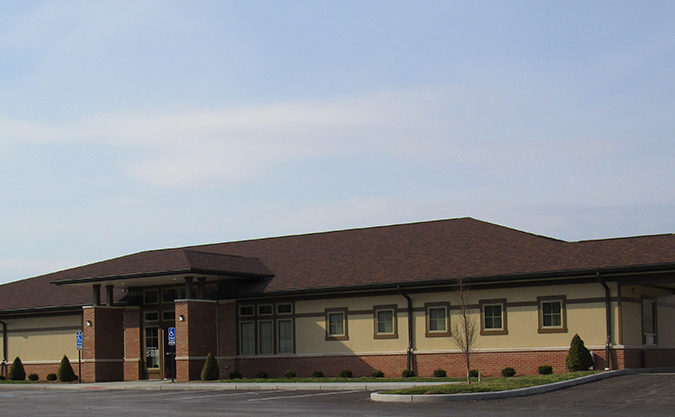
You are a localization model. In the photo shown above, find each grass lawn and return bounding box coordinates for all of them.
[383,371,597,394]
[216,376,465,383]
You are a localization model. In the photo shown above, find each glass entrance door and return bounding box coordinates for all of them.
[145,327,161,379]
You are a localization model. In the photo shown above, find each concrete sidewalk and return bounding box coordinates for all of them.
[0,379,455,391]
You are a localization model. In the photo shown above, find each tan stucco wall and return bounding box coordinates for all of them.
[291,282,614,355]
[0,313,81,363]
[658,293,675,345]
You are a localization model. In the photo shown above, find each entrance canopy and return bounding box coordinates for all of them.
[51,248,274,289]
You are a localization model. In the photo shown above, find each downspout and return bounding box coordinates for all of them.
[0,320,7,377]
[596,273,611,370]
[397,286,414,373]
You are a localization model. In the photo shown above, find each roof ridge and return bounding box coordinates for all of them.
[574,233,675,243]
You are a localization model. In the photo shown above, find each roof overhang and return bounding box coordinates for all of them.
[51,269,272,288]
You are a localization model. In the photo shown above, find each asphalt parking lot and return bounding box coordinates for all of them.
[0,373,673,416]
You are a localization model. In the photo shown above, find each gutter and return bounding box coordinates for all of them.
[596,273,612,370]
[397,286,414,373]
[0,320,6,377]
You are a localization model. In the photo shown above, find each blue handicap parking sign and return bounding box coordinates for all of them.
[76,330,83,350]
[168,327,176,346]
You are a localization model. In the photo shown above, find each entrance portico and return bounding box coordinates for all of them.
[52,249,274,382]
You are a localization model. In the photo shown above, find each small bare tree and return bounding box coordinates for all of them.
[451,279,477,384]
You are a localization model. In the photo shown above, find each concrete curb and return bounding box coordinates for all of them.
[370,369,647,403]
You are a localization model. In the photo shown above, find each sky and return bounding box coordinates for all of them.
[1,1,674,285]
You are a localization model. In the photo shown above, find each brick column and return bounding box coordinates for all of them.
[123,307,143,381]
[175,299,217,381]
[217,301,238,376]
[82,306,124,382]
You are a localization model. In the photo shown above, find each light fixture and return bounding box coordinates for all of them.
[86,320,92,327]
[178,315,185,322]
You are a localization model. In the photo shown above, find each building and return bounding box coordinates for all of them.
[0,218,673,382]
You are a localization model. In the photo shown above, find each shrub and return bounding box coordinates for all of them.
[57,355,77,382]
[9,357,26,381]
[284,370,296,378]
[433,369,447,378]
[538,365,553,375]
[229,371,242,379]
[200,353,219,381]
[566,334,594,371]
[46,373,58,381]
[469,369,480,378]
[311,371,324,378]
[401,370,415,378]
[501,367,516,377]
[0,375,5,380]
[340,369,353,378]
[28,373,39,381]
[254,371,269,379]
[371,370,384,378]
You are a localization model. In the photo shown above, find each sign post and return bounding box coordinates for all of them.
[76,330,83,383]
[167,327,176,382]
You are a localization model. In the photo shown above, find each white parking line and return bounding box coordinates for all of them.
[179,391,265,401]
[247,389,363,402]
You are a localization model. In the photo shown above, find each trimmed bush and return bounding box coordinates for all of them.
[311,370,324,378]
[340,369,353,378]
[200,353,219,381]
[229,371,242,379]
[254,371,269,379]
[501,367,516,377]
[469,369,480,378]
[538,365,553,375]
[433,369,447,378]
[566,334,594,371]
[28,373,39,381]
[9,357,26,381]
[284,370,296,378]
[57,355,77,382]
[46,373,58,381]
[371,370,384,378]
[401,370,415,378]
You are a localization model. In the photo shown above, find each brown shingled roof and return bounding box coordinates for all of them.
[1,217,674,311]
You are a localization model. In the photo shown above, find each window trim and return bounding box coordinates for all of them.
[641,296,658,345]
[257,304,274,317]
[276,302,293,315]
[239,320,256,356]
[373,304,398,339]
[143,310,159,323]
[257,319,275,355]
[480,299,507,335]
[238,304,254,318]
[143,289,159,305]
[325,308,348,341]
[277,318,294,354]
[425,302,451,337]
[161,310,175,322]
[537,296,567,333]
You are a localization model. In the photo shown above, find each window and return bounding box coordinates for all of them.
[258,320,274,354]
[425,303,450,337]
[480,299,507,335]
[143,289,159,304]
[642,297,657,345]
[143,311,159,322]
[257,304,273,316]
[276,303,293,315]
[239,321,255,355]
[325,308,348,340]
[162,310,175,321]
[538,296,567,333]
[239,305,254,317]
[144,327,159,368]
[374,305,397,339]
[277,319,293,353]
[162,288,177,303]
